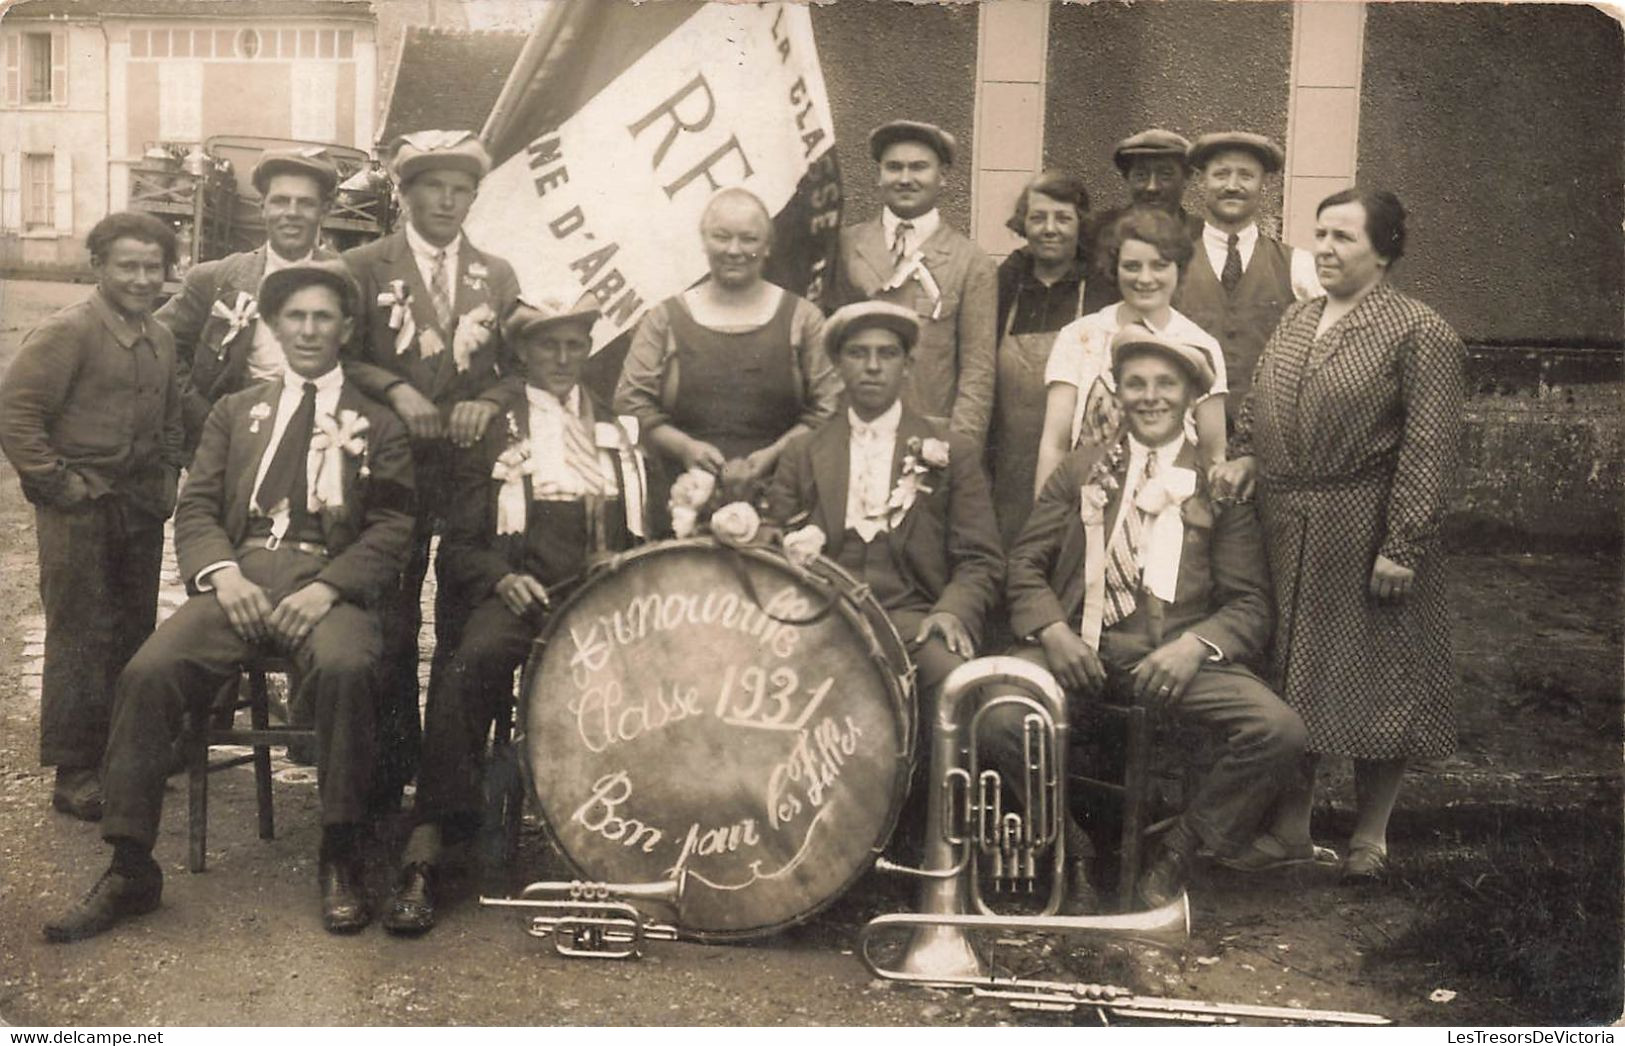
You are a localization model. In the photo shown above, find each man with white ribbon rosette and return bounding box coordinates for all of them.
[44,260,416,943]
[339,130,523,810]
[382,294,647,936]
[999,326,1314,914]
[765,300,1003,727]
[158,149,343,454]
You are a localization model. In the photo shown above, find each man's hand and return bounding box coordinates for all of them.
[1370,554,1415,603]
[448,399,499,448]
[494,572,550,618]
[267,581,341,648]
[212,565,275,643]
[679,436,727,475]
[915,611,976,659]
[1208,455,1257,503]
[1130,633,1207,705]
[1038,621,1106,695]
[386,383,444,440]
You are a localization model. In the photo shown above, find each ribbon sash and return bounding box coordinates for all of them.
[880,249,944,320]
[1136,466,1197,603]
[492,445,531,536]
[307,410,370,515]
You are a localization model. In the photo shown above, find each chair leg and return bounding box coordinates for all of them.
[249,668,275,841]
[1118,705,1151,910]
[188,711,209,873]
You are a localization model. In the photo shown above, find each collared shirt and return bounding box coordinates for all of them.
[844,400,902,541]
[245,245,316,381]
[882,206,940,260]
[1201,221,1324,302]
[526,384,618,501]
[996,247,1090,338]
[403,220,462,310]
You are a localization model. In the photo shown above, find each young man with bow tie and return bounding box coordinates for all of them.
[383,296,647,935]
[42,260,416,942]
[158,149,343,453]
[339,129,523,810]
[764,301,1003,721]
[998,327,1315,912]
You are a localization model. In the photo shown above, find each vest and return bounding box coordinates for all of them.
[1177,232,1294,413]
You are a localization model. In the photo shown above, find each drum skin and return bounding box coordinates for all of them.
[523,540,915,941]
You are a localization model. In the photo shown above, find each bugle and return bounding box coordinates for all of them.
[480,874,685,960]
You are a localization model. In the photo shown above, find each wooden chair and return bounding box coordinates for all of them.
[187,655,315,873]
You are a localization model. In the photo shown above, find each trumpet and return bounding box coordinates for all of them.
[971,979,1392,1026]
[480,873,685,960]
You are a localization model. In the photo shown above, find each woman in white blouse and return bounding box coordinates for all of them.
[1032,207,1227,495]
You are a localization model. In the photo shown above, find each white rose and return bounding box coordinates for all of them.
[709,501,761,546]
[920,437,951,469]
[782,524,827,568]
[669,467,717,510]
[671,506,699,539]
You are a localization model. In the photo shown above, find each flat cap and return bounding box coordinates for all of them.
[388,129,491,185]
[252,147,339,197]
[1112,128,1193,175]
[258,258,361,319]
[868,119,956,166]
[501,293,602,344]
[823,300,920,360]
[1187,131,1285,174]
[1109,325,1215,394]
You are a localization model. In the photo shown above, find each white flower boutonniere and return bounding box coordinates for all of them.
[308,409,371,514]
[210,292,258,354]
[883,435,949,528]
[248,401,272,434]
[378,280,417,355]
[463,261,489,293]
[880,250,944,320]
[451,303,496,373]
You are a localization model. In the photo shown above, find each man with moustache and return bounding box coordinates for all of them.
[1178,132,1321,416]
[341,130,522,809]
[0,213,185,821]
[41,260,415,941]
[158,149,341,453]
[833,121,997,445]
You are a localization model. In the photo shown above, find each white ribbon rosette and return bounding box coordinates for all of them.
[210,292,258,351]
[451,303,495,373]
[1134,466,1197,602]
[307,410,370,515]
[881,249,944,320]
[782,524,827,568]
[710,501,761,547]
[491,441,533,536]
[378,280,418,356]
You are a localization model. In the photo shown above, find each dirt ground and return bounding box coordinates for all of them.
[0,279,1619,1027]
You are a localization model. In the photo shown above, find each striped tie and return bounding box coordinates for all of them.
[1102,454,1157,629]
[429,249,453,328]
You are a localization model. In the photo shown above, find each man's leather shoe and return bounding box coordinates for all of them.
[52,767,103,822]
[1059,856,1101,916]
[43,865,162,942]
[383,862,437,935]
[1136,840,1191,909]
[320,861,371,934]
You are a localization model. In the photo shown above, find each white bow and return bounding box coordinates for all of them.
[1134,466,1197,602]
[379,280,418,355]
[491,443,532,536]
[880,249,943,320]
[210,292,258,348]
[307,410,370,514]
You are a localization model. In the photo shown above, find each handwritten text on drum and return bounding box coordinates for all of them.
[765,715,863,829]
[568,769,765,882]
[569,667,837,752]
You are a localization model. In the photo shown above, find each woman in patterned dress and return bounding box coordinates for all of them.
[1212,188,1465,880]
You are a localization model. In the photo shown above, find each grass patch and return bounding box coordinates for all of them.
[1374,805,1624,1024]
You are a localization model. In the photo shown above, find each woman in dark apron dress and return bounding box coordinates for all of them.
[988,170,1112,549]
[614,188,842,529]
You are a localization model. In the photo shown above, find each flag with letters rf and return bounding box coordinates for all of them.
[471,0,841,362]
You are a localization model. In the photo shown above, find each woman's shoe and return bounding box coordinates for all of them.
[1340,845,1389,882]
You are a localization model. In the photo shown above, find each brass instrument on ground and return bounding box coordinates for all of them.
[480,874,685,960]
[970,980,1392,1026]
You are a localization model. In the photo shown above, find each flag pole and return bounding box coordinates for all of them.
[480,0,575,150]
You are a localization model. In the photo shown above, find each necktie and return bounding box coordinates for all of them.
[1102,453,1158,629]
[257,382,318,524]
[429,248,453,328]
[1221,232,1243,294]
[892,221,914,265]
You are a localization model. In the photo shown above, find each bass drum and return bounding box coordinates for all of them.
[522,539,916,941]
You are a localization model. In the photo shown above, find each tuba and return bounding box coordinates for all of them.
[862,655,1189,983]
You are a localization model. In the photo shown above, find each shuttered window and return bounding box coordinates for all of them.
[23,153,52,229]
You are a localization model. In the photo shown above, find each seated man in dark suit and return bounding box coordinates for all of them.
[43,261,416,942]
[998,327,1310,911]
[384,296,648,935]
[764,301,1004,731]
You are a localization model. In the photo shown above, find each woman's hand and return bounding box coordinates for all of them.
[679,436,727,475]
[1208,456,1257,503]
[720,448,775,496]
[1370,554,1415,603]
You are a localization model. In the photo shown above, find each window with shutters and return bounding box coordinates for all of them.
[4,29,66,107]
[23,153,52,230]
[23,33,50,102]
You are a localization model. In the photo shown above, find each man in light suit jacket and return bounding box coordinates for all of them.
[383,295,647,935]
[340,130,523,809]
[157,149,341,453]
[765,301,1003,709]
[999,328,1311,911]
[833,121,997,445]
[43,260,416,943]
